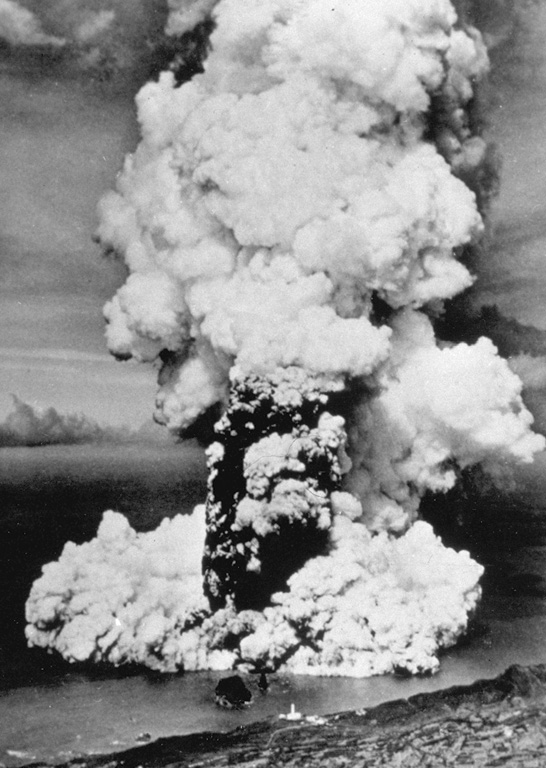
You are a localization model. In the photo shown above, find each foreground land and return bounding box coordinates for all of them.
[37,664,546,768]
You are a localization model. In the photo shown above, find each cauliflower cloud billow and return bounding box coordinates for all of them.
[26,0,545,677]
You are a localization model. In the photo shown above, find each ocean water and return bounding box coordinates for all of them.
[2,444,546,765]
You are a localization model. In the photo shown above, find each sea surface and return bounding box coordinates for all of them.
[1,443,546,765]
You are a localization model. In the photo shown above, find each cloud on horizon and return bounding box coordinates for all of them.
[0,395,129,447]
[0,395,169,447]
[0,347,158,427]
[0,0,170,82]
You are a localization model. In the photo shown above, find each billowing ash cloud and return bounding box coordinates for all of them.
[27,0,545,677]
[0,395,133,447]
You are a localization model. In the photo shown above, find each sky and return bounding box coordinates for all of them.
[0,0,170,427]
[470,0,546,330]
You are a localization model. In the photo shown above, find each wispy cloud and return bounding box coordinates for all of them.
[0,1,169,80]
[509,353,546,390]
[0,347,114,364]
[75,10,116,44]
[0,0,64,47]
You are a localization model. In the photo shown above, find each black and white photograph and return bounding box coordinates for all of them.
[2,1,546,765]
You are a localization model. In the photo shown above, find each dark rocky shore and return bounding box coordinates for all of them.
[32,664,546,768]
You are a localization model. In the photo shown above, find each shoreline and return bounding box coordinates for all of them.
[39,664,546,768]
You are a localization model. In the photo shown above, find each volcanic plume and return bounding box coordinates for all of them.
[26,0,545,677]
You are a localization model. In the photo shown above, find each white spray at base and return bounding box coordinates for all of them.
[26,0,545,677]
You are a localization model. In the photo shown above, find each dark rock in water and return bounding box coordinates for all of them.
[258,672,269,692]
[44,664,546,768]
[215,675,252,709]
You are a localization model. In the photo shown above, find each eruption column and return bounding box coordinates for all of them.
[26,0,545,677]
[203,368,347,610]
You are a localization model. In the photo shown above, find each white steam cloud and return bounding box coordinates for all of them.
[27,0,545,677]
[345,310,543,532]
[26,503,483,676]
[97,0,491,433]
[26,509,212,670]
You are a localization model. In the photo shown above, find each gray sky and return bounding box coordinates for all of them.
[0,1,170,426]
[470,3,546,330]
